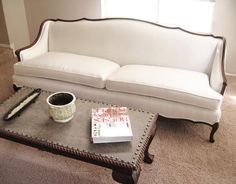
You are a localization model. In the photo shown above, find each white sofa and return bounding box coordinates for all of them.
[14,18,227,142]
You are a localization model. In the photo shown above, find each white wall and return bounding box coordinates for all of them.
[0,0,9,45]
[1,0,30,50]
[212,0,236,75]
[24,0,101,41]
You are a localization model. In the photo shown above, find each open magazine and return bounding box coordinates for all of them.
[91,107,133,143]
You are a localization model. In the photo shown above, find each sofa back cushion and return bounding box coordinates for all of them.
[48,19,220,75]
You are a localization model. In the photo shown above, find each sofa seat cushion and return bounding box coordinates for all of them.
[14,52,120,88]
[106,65,222,110]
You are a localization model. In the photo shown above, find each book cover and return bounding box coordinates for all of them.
[91,107,133,143]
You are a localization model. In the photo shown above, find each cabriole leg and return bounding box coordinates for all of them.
[112,169,140,184]
[13,84,21,92]
[209,123,219,143]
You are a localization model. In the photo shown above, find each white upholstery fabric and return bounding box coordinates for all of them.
[20,21,52,61]
[106,65,222,110]
[49,20,219,74]
[18,19,225,94]
[210,41,225,93]
[14,52,120,88]
[13,75,221,124]
[14,19,226,124]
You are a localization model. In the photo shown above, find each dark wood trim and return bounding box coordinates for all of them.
[15,19,55,61]
[13,84,21,92]
[15,17,227,93]
[158,115,219,143]
[220,38,227,95]
[189,121,219,143]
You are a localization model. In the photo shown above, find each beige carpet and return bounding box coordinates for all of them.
[0,48,235,184]
[0,47,14,102]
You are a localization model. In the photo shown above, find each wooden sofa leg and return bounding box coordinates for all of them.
[159,116,220,143]
[13,84,21,92]
[209,123,219,143]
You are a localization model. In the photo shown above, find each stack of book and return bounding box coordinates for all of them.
[91,107,133,143]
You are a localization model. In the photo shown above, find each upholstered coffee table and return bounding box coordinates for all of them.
[0,87,158,184]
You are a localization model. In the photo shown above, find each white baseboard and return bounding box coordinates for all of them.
[226,72,236,77]
[0,43,14,50]
[0,43,15,57]
[0,44,11,48]
[10,43,15,56]
[0,43,17,60]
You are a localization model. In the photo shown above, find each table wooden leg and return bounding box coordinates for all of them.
[143,121,157,164]
[112,168,140,184]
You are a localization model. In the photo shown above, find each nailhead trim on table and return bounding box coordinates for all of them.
[0,86,158,170]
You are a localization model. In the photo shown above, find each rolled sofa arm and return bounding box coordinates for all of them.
[15,20,52,61]
[210,37,227,95]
